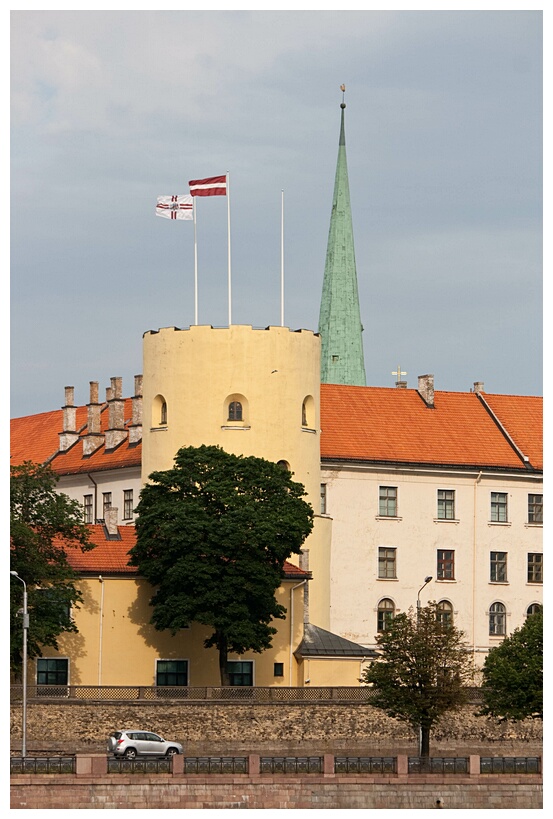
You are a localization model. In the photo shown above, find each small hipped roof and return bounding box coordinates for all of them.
[294,623,377,658]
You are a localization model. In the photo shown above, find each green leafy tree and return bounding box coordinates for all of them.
[10,462,93,676]
[130,445,314,685]
[361,603,473,757]
[480,609,542,720]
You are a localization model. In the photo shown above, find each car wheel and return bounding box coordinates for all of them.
[165,747,179,757]
[123,748,137,760]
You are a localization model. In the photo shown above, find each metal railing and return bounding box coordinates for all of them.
[183,757,248,774]
[10,685,485,704]
[10,756,76,774]
[260,756,323,774]
[480,757,541,774]
[108,757,172,774]
[335,756,396,774]
[408,757,469,774]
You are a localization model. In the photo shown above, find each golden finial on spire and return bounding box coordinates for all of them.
[340,84,346,109]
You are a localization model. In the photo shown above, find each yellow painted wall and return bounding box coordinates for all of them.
[141,324,331,629]
[296,657,372,687]
[38,574,309,687]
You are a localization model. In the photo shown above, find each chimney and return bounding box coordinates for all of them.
[128,374,143,445]
[473,381,485,394]
[104,506,119,538]
[417,374,435,408]
[58,386,79,452]
[83,381,105,456]
[105,376,127,450]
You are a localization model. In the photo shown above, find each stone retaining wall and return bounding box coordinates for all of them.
[10,701,542,756]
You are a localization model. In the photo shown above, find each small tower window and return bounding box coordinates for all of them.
[160,401,167,425]
[228,401,243,421]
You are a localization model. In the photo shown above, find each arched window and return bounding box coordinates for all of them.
[160,400,167,426]
[526,603,542,618]
[152,394,168,428]
[489,602,506,636]
[277,460,290,471]
[301,395,315,428]
[377,598,395,633]
[436,600,453,627]
[228,401,243,421]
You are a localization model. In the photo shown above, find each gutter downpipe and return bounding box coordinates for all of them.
[289,580,307,686]
[87,473,98,523]
[98,576,104,686]
[473,472,482,657]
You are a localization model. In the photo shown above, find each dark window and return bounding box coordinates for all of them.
[83,494,93,524]
[156,660,188,686]
[378,547,397,579]
[489,602,506,636]
[526,603,542,618]
[102,492,112,517]
[227,661,253,686]
[436,600,453,626]
[320,484,327,515]
[377,599,395,632]
[527,553,543,583]
[37,658,68,686]
[160,401,167,425]
[528,494,543,524]
[437,549,455,580]
[491,492,508,523]
[437,489,455,520]
[490,552,507,583]
[273,662,284,677]
[379,486,397,517]
[228,401,242,421]
[302,401,307,426]
[123,489,134,520]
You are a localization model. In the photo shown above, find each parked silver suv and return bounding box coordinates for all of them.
[108,730,183,759]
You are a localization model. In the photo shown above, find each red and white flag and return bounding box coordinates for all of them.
[156,195,193,219]
[189,175,227,197]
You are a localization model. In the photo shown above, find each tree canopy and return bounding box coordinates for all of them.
[480,609,542,720]
[10,461,93,675]
[361,603,473,757]
[130,445,314,684]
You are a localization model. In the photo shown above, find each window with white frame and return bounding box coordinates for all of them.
[378,547,397,579]
[437,489,455,520]
[102,492,112,517]
[490,552,507,583]
[377,598,395,632]
[379,486,397,517]
[83,494,93,524]
[320,484,327,515]
[528,494,543,524]
[123,489,134,520]
[489,602,506,636]
[491,492,508,523]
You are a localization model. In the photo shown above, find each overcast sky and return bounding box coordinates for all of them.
[10,8,542,418]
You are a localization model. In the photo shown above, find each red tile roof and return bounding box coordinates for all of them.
[11,385,542,475]
[10,399,141,475]
[320,384,542,471]
[63,525,311,580]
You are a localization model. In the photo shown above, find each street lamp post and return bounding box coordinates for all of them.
[417,575,433,618]
[10,571,28,758]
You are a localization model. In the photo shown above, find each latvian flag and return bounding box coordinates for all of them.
[156,195,193,220]
[189,175,227,197]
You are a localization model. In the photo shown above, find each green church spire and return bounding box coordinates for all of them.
[318,92,366,386]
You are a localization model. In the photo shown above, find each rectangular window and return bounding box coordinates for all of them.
[490,552,507,583]
[491,492,508,523]
[527,553,543,584]
[156,660,188,686]
[379,486,397,517]
[273,662,284,677]
[437,549,455,580]
[37,658,68,686]
[320,484,327,515]
[227,660,253,686]
[437,489,455,520]
[123,489,134,520]
[83,494,93,524]
[378,547,397,579]
[102,492,112,517]
[528,494,543,524]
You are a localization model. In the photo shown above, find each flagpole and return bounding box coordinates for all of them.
[227,171,232,326]
[281,190,284,327]
[193,198,198,325]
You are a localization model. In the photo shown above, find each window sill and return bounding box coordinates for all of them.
[525,522,543,528]
[150,426,168,432]
[221,425,251,431]
[489,581,509,585]
[301,427,317,434]
[377,577,398,581]
[375,516,402,522]
[436,578,456,583]
[526,581,543,586]
[433,518,460,524]
[488,521,511,527]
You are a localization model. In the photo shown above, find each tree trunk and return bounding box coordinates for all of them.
[420,724,431,759]
[216,631,230,686]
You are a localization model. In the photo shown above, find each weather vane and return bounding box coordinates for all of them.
[340,84,346,108]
